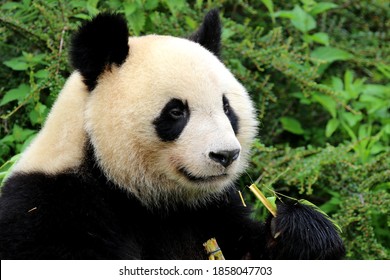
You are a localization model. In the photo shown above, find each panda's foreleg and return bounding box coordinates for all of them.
[262,202,345,259]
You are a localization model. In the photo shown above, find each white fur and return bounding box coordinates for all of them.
[11,35,257,208]
[85,35,258,207]
[13,72,88,174]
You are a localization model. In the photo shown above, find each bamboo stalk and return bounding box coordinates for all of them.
[238,190,247,207]
[248,184,277,217]
[203,238,225,260]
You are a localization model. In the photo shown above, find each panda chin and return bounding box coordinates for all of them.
[178,167,228,183]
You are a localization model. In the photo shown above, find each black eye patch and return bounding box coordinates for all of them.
[223,95,239,134]
[153,99,190,142]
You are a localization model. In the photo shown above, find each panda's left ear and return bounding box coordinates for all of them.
[70,13,129,91]
[188,9,222,58]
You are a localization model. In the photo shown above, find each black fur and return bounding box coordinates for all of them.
[0,146,264,259]
[223,95,239,134]
[70,13,129,91]
[153,99,190,142]
[0,143,345,259]
[266,201,346,259]
[189,9,222,57]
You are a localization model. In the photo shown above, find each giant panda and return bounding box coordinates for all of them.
[0,10,345,259]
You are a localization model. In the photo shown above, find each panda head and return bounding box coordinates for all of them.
[71,11,258,207]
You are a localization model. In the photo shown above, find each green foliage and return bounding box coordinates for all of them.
[1,0,389,259]
[280,116,305,135]
[247,142,390,259]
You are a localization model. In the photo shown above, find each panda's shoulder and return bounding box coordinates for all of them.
[2,171,89,204]
[0,171,107,224]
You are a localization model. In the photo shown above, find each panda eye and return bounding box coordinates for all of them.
[169,107,185,119]
[224,102,230,115]
[223,97,230,115]
[222,95,239,134]
[154,98,190,142]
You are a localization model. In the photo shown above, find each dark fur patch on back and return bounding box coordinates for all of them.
[70,13,129,91]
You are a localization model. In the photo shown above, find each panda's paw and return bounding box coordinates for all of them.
[265,201,345,259]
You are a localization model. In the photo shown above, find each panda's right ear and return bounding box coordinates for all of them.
[70,13,129,91]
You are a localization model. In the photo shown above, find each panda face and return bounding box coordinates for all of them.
[154,92,241,183]
[84,35,257,206]
[150,43,243,186]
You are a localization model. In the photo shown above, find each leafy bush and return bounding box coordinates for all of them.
[1,0,389,259]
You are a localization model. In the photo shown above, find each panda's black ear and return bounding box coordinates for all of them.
[189,9,222,58]
[70,13,129,91]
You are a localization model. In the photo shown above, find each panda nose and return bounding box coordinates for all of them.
[209,149,240,168]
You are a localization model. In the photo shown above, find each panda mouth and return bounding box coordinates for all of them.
[179,168,228,182]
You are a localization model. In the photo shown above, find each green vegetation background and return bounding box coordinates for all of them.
[0,0,389,259]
